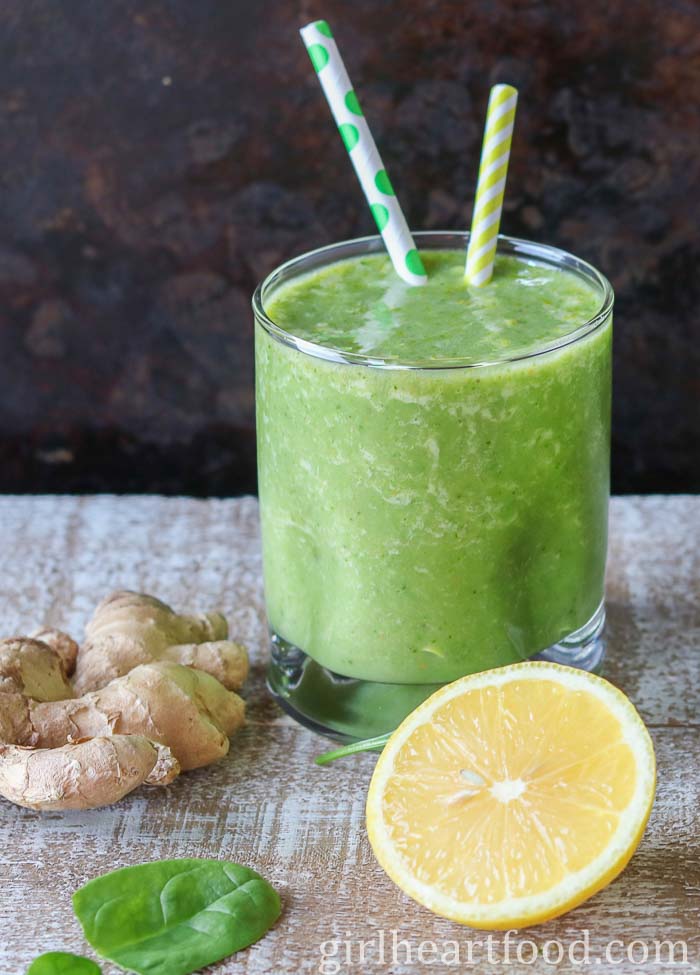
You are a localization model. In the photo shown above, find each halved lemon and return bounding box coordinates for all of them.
[366,661,655,929]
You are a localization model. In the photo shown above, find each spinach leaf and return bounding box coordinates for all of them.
[27,952,101,974]
[72,858,281,975]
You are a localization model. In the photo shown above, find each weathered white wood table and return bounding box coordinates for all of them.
[0,495,698,974]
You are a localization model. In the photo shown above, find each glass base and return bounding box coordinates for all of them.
[266,602,606,743]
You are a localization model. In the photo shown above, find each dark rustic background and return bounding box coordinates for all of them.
[1,0,698,495]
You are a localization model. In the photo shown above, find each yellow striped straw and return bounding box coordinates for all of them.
[465,84,518,286]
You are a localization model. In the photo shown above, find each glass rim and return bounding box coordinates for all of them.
[252,231,614,371]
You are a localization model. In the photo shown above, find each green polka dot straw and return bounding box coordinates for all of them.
[300,20,427,286]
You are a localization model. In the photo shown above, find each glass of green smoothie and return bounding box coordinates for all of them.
[253,231,613,741]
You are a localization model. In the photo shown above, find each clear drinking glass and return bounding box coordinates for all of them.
[253,232,613,741]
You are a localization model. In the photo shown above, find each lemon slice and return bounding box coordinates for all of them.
[366,661,655,929]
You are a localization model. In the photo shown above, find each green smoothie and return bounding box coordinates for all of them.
[256,244,611,684]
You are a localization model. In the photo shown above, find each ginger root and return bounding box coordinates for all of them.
[0,592,249,811]
[0,736,179,811]
[29,661,244,771]
[0,636,74,701]
[31,627,79,676]
[73,591,249,694]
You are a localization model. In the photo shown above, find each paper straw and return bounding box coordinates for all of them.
[300,20,427,287]
[465,84,518,286]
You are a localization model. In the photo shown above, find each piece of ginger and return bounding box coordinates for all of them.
[73,591,249,694]
[31,627,79,676]
[0,636,74,701]
[0,592,250,811]
[0,736,179,811]
[30,661,245,771]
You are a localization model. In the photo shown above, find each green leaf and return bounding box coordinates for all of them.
[73,859,281,975]
[315,732,390,765]
[27,952,101,974]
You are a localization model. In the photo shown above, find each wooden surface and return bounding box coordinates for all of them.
[0,494,698,974]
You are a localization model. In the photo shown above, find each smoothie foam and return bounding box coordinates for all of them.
[256,247,611,684]
[265,251,600,362]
